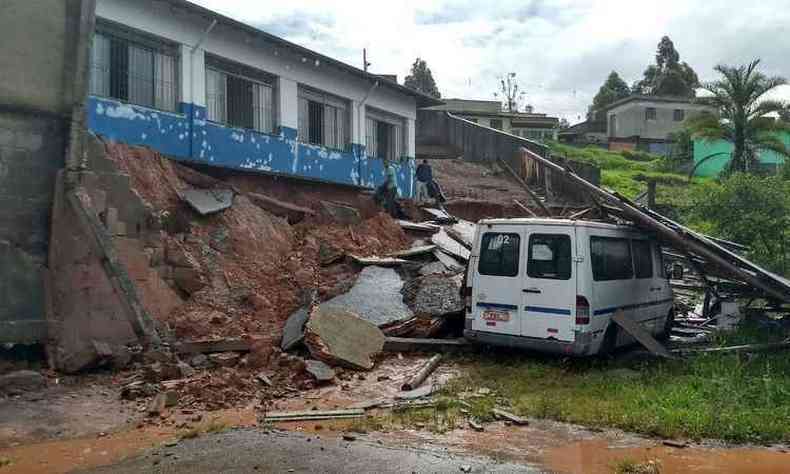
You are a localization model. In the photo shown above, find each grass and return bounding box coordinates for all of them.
[441,322,790,443]
[0,458,11,469]
[546,141,708,202]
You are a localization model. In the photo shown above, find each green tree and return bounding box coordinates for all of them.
[633,36,699,97]
[404,58,441,98]
[690,174,790,275]
[587,71,630,121]
[687,60,790,175]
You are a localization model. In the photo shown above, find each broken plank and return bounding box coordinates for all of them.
[399,220,440,233]
[468,419,485,432]
[383,337,469,353]
[611,310,675,359]
[491,408,529,426]
[568,207,593,220]
[387,245,437,258]
[445,227,472,250]
[422,207,456,224]
[350,255,409,267]
[263,408,366,422]
[175,339,250,355]
[248,192,315,224]
[497,158,550,217]
[513,199,537,217]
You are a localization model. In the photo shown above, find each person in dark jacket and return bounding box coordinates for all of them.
[415,160,433,203]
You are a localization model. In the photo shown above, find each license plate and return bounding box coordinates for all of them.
[482,310,510,322]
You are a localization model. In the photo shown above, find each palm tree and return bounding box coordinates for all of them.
[687,59,790,177]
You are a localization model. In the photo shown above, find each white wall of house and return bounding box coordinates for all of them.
[607,100,712,140]
[96,0,417,154]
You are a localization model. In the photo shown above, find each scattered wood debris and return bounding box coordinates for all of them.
[399,220,441,233]
[174,339,251,355]
[383,337,469,353]
[468,419,485,432]
[612,310,675,359]
[350,255,409,267]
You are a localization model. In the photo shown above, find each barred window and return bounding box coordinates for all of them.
[205,67,274,134]
[366,108,406,161]
[298,87,348,150]
[90,30,177,112]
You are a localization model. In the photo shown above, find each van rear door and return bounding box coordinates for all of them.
[471,229,524,336]
[520,227,576,342]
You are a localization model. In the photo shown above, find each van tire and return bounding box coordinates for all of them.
[658,308,675,340]
[601,324,618,355]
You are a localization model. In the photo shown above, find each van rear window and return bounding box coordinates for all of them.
[590,236,633,281]
[631,240,653,279]
[478,233,520,277]
[528,234,571,280]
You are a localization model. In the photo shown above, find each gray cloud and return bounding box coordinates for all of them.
[254,12,335,43]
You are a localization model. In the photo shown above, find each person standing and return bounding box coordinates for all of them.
[415,159,433,203]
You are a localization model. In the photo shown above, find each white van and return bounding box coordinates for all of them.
[463,218,674,356]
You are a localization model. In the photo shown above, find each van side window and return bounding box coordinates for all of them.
[528,234,571,280]
[631,240,653,279]
[478,233,520,277]
[590,236,633,281]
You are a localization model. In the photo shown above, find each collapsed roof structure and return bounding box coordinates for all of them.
[519,147,790,305]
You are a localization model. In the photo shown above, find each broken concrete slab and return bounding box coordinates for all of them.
[305,359,336,383]
[402,273,464,318]
[208,352,241,367]
[350,255,409,267]
[248,192,316,224]
[318,241,344,266]
[183,188,234,215]
[320,266,413,327]
[281,307,310,351]
[304,307,385,370]
[388,245,437,259]
[419,261,448,276]
[431,229,471,262]
[321,201,361,225]
[0,371,46,395]
[399,220,440,233]
[422,208,456,224]
[432,250,465,272]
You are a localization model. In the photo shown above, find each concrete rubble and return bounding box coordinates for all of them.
[304,307,385,370]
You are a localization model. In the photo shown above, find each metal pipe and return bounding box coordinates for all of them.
[356,81,379,153]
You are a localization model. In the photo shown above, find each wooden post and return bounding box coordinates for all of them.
[647,179,657,209]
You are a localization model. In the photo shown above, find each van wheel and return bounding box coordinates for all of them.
[658,308,675,340]
[601,324,618,355]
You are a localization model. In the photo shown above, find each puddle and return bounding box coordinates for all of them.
[545,439,790,474]
[321,266,413,327]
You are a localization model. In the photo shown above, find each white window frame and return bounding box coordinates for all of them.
[365,107,407,161]
[297,87,349,151]
[205,63,276,134]
[89,25,179,113]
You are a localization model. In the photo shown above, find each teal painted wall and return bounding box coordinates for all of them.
[693,133,790,176]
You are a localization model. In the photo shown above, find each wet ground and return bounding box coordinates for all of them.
[81,429,538,473]
[2,358,790,473]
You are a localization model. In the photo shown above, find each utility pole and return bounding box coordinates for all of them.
[363,48,371,72]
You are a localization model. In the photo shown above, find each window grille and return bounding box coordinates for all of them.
[298,88,349,150]
[205,67,275,134]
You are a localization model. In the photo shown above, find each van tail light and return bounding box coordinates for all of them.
[464,286,473,313]
[575,295,590,325]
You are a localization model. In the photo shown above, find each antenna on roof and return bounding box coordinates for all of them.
[363,48,371,73]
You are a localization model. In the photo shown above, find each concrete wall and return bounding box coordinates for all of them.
[0,0,92,344]
[91,0,418,197]
[607,100,710,140]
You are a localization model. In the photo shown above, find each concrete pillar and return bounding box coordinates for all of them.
[187,46,206,107]
[406,118,416,157]
[352,101,366,147]
[277,77,298,131]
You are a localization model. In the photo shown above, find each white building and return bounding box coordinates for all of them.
[88,0,441,196]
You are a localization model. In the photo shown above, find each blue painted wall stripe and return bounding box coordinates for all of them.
[87,97,415,197]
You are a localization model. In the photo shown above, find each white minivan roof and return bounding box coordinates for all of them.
[478,218,639,232]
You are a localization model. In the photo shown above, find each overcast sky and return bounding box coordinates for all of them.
[192,0,790,123]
